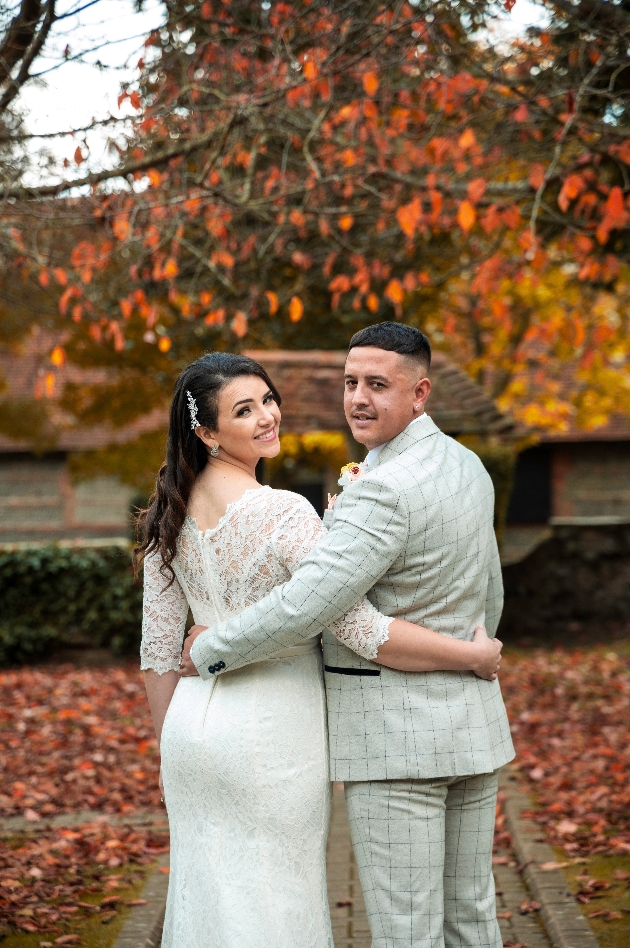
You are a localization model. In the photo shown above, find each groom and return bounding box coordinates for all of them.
[186,322,514,947]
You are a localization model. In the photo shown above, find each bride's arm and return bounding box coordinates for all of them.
[276,496,501,681]
[374,622,501,680]
[140,552,189,744]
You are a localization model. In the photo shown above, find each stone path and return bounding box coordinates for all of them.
[327,784,371,948]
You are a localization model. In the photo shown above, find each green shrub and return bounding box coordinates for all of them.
[0,544,143,665]
[457,437,517,546]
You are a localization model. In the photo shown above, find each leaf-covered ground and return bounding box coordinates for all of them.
[501,647,630,858]
[0,651,629,940]
[0,667,160,818]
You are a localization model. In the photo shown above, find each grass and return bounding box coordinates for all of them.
[0,862,157,948]
[554,851,630,947]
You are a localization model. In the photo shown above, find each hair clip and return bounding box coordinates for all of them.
[186,390,200,429]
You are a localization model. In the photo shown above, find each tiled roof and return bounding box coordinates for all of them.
[245,350,514,437]
[539,414,630,443]
[0,340,513,453]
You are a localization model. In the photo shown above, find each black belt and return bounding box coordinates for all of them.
[324,665,381,677]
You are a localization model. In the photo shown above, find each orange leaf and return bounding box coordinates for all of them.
[200,290,213,307]
[396,197,422,238]
[458,128,476,150]
[366,293,379,313]
[158,336,172,352]
[45,372,55,398]
[338,214,354,231]
[211,250,235,269]
[50,346,65,367]
[289,209,306,228]
[53,267,68,287]
[362,71,379,97]
[265,290,279,315]
[129,90,141,110]
[112,217,130,241]
[457,200,476,233]
[289,295,304,322]
[558,174,585,212]
[605,185,625,221]
[120,299,133,319]
[163,258,179,279]
[466,178,486,204]
[38,270,50,288]
[528,163,545,190]
[147,169,161,187]
[231,310,249,338]
[513,103,529,122]
[204,308,225,326]
[303,61,318,81]
[74,146,84,166]
[384,279,404,304]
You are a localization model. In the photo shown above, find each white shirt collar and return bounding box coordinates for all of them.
[365,413,426,469]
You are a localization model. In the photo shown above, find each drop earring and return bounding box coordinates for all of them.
[210,444,219,457]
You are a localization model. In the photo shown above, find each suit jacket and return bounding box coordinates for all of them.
[191,414,514,780]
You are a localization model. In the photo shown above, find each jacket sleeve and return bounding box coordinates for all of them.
[190,476,407,679]
[484,534,504,638]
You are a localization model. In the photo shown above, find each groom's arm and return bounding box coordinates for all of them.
[190,476,408,679]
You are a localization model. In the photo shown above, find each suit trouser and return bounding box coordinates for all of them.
[344,771,501,948]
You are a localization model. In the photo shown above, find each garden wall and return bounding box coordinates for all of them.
[500,524,630,638]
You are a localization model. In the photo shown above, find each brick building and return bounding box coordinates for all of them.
[504,415,630,565]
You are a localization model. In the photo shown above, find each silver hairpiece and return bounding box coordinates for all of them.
[186,390,200,429]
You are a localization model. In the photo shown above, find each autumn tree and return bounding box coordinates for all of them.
[5,0,630,452]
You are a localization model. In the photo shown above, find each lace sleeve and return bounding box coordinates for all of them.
[273,493,393,662]
[140,551,189,675]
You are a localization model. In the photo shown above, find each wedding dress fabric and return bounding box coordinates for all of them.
[140,487,392,948]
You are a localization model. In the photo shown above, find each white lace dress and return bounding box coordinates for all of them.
[141,486,392,948]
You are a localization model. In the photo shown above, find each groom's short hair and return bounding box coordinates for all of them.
[349,322,431,373]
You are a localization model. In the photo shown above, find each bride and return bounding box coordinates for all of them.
[136,352,502,948]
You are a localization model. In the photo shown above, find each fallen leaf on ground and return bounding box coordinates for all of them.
[501,650,630,857]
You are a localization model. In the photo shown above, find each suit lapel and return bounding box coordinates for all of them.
[371,413,440,470]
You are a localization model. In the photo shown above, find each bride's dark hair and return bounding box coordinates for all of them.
[134,352,281,581]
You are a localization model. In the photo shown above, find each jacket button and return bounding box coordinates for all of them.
[208,665,216,674]
[217,661,226,670]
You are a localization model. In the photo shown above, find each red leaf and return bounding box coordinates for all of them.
[466,178,486,204]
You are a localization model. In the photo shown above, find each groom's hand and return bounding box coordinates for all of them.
[470,626,503,681]
[178,625,208,677]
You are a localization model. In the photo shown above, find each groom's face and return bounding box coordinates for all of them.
[344,346,431,449]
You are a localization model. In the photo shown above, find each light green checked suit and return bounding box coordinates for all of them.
[191,414,514,948]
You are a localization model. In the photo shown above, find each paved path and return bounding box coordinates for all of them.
[327,784,371,948]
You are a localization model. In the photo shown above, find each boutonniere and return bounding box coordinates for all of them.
[338,461,368,488]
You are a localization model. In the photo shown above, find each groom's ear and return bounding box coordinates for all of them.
[413,375,431,410]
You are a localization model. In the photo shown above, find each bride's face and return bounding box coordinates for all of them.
[212,375,281,465]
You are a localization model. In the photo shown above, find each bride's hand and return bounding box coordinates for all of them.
[470,626,502,681]
[179,625,208,677]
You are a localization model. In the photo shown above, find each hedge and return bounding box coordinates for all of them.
[0,544,143,665]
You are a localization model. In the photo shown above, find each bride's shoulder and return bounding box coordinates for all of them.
[263,488,319,519]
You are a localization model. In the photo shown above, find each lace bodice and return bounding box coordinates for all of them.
[141,486,392,675]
